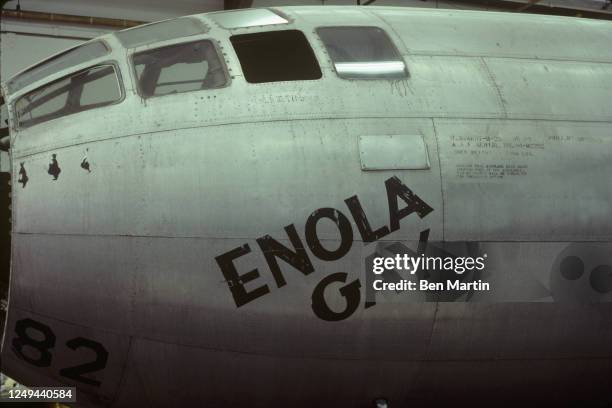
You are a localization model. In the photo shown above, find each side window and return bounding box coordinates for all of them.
[230,30,322,84]
[7,41,110,95]
[132,40,227,98]
[15,65,122,129]
[317,27,407,79]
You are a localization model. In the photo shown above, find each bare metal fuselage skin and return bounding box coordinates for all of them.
[2,7,612,407]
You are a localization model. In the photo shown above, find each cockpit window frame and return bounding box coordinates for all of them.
[14,60,126,131]
[6,39,113,96]
[208,8,290,30]
[315,25,409,81]
[115,17,210,49]
[129,38,230,100]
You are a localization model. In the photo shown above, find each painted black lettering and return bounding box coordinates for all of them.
[11,318,111,386]
[12,318,55,367]
[344,195,391,243]
[256,224,314,288]
[215,244,270,307]
[59,337,108,387]
[311,273,361,321]
[385,176,433,232]
[305,208,353,261]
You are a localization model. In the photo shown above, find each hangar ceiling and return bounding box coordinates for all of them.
[1,0,610,21]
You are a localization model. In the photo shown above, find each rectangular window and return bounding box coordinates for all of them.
[317,27,407,79]
[230,30,322,84]
[16,65,122,129]
[7,41,110,95]
[132,40,227,98]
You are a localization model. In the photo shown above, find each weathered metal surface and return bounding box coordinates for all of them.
[1,6,611,407]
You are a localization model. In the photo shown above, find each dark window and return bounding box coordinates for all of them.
[133,40,227,98]
[317,27,407,79]
[16,65,121,129]
[230,30,322,84]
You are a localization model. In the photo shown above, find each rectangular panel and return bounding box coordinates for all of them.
[359,134,429,170]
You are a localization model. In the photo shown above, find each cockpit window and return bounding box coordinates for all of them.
[230,30,321,84]
[16,64,122,129]
[132,40,227,98]
[317,27,407,79]
[6,41,110,95]
[115,17,208,48]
